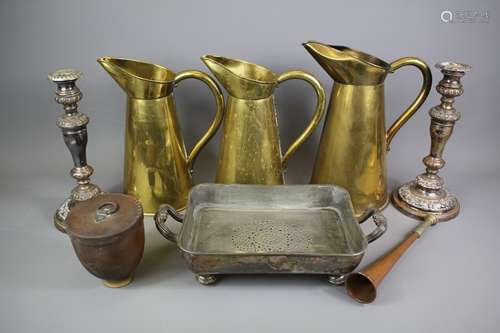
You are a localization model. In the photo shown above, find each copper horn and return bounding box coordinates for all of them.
[345,215,438,303]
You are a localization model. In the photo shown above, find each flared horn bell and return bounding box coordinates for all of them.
[345,215,438,303]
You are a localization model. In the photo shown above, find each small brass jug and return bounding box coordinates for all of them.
[98,57,224,214]
[202,55,326,184]
[304,42,432,217]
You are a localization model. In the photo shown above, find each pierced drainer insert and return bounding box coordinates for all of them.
[231,219,313,252]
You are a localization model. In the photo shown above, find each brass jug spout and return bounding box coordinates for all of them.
[201,55,277,99]
[303,41,390,85]
[97,57,175,99]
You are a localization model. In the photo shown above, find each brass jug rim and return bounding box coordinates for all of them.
[201,54,277,85]
[304,41,391,71]
[97,56,176,84]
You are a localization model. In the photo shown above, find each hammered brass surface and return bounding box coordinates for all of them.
[124,95,190,213]
[203,55,325,184]
[216,96,283,184]
[305,42,432,217]
[98,57,224,214]
[311,82,388,217]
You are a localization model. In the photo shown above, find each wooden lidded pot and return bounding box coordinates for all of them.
[67,193,144,288]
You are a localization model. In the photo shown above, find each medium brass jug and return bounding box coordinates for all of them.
[98,57,224,214]
[304,42,432,217]
[202,55,326,184]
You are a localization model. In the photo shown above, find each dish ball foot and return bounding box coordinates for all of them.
[328,274,346,285]
[197,274,217,285]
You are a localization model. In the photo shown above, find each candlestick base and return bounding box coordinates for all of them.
[54,198,72,233]
[391,181,460,222]
[53,181,101,233]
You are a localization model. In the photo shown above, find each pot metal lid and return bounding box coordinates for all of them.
[67,193,143,240]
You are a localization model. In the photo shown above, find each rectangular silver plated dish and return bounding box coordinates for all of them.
[155,184,386,285]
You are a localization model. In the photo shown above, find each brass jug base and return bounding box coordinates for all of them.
[103,275,133,288]
[391,186,459,222]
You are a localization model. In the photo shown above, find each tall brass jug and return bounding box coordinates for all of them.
[98,57,224,214]
[304,42,432,217]
[202,55,326,184]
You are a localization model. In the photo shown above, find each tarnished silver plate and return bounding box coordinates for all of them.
[155,184,386,285]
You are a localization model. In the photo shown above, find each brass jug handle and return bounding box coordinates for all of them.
[386,57,432,150]
[174,70,225,173]
[276,70,326,168]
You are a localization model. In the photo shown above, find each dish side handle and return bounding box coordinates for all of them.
[154,204,184,243]
[359,211,387,243]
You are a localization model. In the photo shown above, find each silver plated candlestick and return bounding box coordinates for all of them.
[391,62,471,222]
[48,69,101,233]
